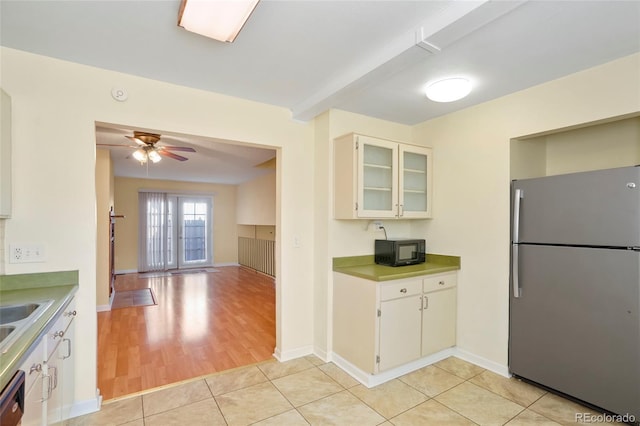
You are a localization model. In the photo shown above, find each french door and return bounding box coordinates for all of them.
[139,193,213,271]
[166,196,213,269]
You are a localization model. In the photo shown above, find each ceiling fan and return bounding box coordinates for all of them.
[98,131,196,164]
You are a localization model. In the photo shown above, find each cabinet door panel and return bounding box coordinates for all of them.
[21,372,45,426]
[358,136,398,218]
[379,295,422,371]
[421,288,456,355]
[399,145,432,218]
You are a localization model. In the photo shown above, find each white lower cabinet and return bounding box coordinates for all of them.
[421,274,457,356]
[333,272,457,375]
[18,297,76,425]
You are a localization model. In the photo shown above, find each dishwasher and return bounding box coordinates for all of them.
[0,370,25,426]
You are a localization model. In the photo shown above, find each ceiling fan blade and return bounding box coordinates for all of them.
[97,143,137,148]
[125,135,147,146]
[161,146,196,152]
[158,150,189,161]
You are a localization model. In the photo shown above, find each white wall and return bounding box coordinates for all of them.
[1,47,315,409]
[412,53,640,367]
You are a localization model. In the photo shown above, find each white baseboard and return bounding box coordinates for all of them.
[312,346,330,363]
[273,345,314,362]
[329,347,510,388]
[331,348,455,388]
[96,290,114,312]
[213,262,240,267]
[115,269,137,275]
[453,347,510,377]
[68,395,102,419]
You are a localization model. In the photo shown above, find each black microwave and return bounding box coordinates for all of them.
[375,238,426,267]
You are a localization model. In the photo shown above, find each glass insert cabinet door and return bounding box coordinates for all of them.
[399,145,432,218]
[358,137,399,218]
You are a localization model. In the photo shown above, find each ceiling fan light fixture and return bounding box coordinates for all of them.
[148,149,162,163]
[425,77,472,103]
[178,0,260,43]
[132,149,147,163]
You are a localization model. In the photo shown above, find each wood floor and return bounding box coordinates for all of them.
[97,266,275,401]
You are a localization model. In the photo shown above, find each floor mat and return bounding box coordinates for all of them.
[112,288,157,309]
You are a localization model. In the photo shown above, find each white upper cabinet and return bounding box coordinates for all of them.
[334,133,432,219]
[0,88,12,218]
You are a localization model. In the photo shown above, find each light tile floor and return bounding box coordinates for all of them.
[66,356,622,426]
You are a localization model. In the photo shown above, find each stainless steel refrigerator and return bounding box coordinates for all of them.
[510,166,640,419]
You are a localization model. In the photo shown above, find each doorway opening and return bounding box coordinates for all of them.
[95,123,279,401]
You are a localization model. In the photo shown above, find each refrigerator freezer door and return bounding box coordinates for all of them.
[509,245,640,418]
[512,166,640,247]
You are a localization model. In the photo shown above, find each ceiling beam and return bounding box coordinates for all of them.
[290,0,528,123]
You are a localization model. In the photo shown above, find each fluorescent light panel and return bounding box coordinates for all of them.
[178,0,259,42]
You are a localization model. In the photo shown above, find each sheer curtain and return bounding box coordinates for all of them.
[138,192,169,272]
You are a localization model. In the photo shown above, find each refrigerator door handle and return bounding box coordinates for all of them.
[512,188,523,298]
[512,188,523,243]
[512,243,521,298]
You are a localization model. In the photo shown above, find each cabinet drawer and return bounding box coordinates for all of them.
[423,273,457,293]
[380,280,422,301]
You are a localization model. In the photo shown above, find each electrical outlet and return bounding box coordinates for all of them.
[9,244,46,263]
[372,221,384,230]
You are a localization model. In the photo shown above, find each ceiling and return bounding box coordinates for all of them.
[94,124,276,185]
[2,0,639,183]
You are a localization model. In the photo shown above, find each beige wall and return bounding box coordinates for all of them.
[543,117,638,176]
[113,177,239,271]
[95,149,114,307]
[510,116,640,180]
[3,42,639,413]
[313,109,432,357]
[237,171,276,225]
[1,46,315,409]
[237,225,276,241]
[411,53,640,368]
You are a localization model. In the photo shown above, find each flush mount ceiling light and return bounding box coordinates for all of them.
[178,0,260,43]
[425,78,472,103]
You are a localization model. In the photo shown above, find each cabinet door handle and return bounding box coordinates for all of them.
[439,280,445,286]
[424,296,429,310]
[62,338,72,359]
[53,330,65,339]
[399,204,404,217]
[51,366,58,390]
[400,288,407,293]
[42,372,52,401]
[419,296,423,311]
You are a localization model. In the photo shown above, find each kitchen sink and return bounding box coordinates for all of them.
[0,300,53,354]
[0,303,42,325]
[0,325,15,343]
